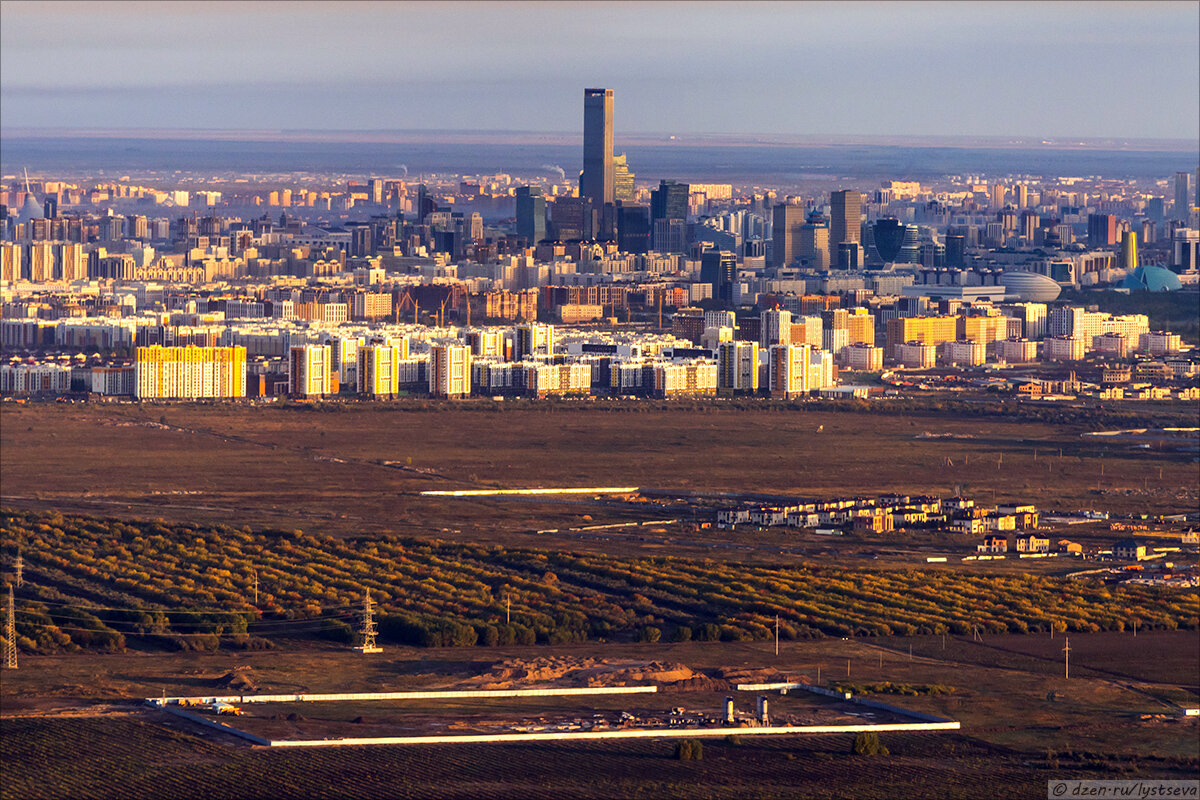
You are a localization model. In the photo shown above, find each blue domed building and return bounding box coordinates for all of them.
[1121,265,1182,292]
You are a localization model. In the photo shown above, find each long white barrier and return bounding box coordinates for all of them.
[150,685,659,707]
[265,721,961,748]
[420,487,638,497]
[162,705,271,746]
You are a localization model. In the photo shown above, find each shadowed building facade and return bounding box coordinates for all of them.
[582,88,614,209]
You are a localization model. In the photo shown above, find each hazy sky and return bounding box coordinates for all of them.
[2,1,1197,141]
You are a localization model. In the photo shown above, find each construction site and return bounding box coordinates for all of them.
[147,658,958,747]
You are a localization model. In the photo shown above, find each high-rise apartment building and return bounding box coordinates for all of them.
[25,242,53,282]
[429,344,471,398]
[0,242,20,282]
[771,203,805,268]
[581,88,614,209]
[513,323,555,361]
[989,184,1007,210]
[885,316,959,359]
[357,339,409,397]
[289,344,332,397]
[135,345,246,399]
[829,190,862,268]
[718,341,759,395]
[53,242,85,282]
[767,343,812,398]
[760,308,793,347]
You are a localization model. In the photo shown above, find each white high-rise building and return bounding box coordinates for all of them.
[289,344,332,396]
[768,343,811,398]
[513,323,554,361]
[718,341,759,395]
[429,344,471,398]
[760,308,792,347]
[357,339,409,397]
[136,345,247,399]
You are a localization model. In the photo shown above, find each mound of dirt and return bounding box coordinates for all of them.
[211,667,258,692]
[666,675,733,693]
[713,667,791,685]
[579,661,697,685]
[469,657,705,690]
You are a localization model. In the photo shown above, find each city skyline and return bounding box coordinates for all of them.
[1,1,1198,141]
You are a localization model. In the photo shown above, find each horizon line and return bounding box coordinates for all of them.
[2,126,1196,152]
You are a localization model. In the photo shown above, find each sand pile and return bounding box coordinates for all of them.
[470,657,704,690]
[713,666,792,685]
[212,666,258,692]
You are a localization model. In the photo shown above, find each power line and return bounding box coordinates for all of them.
[14,619,356,637]
[4,585,17,669]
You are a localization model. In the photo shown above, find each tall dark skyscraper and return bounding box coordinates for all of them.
[771,203,804,268]
[1087,213,1117,247]
[700,249,738,304]
[1175,171,1193,221]
[829,190,862,268]
[650,180,689,224]
[616,205,650,254]
[515,186,546,245]
[650,180,689,253]
[581,88,614,209]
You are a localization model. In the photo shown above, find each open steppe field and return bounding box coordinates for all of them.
[2,635,1197,799]
[1,400,1195,555]
[0,716,1096,800]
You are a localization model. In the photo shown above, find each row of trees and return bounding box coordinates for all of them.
[2,508,1196,653]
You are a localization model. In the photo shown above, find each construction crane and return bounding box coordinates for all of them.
[396,292,419,325]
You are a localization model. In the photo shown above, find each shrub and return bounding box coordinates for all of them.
[638,625,662,643]
[674,739,704,760]
[852,732,889,756]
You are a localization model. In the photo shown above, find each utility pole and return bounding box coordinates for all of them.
[1063,636,1071,680]
[352,589,381,653]
[774,615,779,657]
[846,658,851,678]
[14,549,22,589]
[252,569,259,606]
[816,665,821,685]
[4,584,16,670]
[505,595,511,626]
